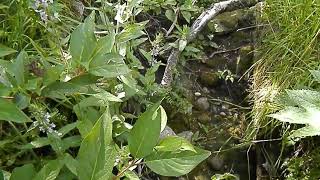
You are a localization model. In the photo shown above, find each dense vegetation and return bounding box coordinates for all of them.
[0,0,319,179]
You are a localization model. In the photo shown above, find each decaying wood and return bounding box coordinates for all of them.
[161,0,261,87]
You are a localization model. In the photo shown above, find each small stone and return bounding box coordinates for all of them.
[159,126,176,139]
[194,92,201,96]
[177,131,194,141]
[208,155,224,171]
[195,97,210,111]
[220,112,227,116]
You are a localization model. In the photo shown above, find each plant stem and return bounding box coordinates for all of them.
[8,122,39,160]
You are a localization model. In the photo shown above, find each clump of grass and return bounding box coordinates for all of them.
[247,0,320,140]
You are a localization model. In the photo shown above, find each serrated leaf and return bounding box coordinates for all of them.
[10,164,35,180]
[270,88,320,140]
[310,70,320,83]
[286,89,320,108]
[0,44,16,57]
[0,98,31,123]
[128,101,162,158]
[289,126,320,139]
[145,147,211,176]
[77,108,116,180]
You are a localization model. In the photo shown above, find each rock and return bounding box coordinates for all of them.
[200,71,220,86]
[208,155,225,171]
[195,97,210,111]
[208,9,253,34]
[159,126,176,139]
[197,112,211,124]
[236,45,254,74]
[219,112,227,116]
[204,54,228,69]
[177,131,194,141]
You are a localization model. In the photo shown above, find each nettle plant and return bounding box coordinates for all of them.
[0,1,210,179]
[269,70,320,142]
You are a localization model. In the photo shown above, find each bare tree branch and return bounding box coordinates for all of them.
[161,0,261,87]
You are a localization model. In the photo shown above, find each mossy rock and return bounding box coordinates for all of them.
[204,54,229,69]
[236,45,254,74]
[200,70,220,86]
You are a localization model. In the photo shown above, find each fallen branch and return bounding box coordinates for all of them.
[161,0,261,87]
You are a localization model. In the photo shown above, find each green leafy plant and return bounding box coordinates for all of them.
[269,70,320,140]
[0,0,211,179]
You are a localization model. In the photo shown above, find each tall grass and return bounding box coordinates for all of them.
[247,0,320,140]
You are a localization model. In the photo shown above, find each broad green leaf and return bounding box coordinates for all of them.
[42,74,98,99]
[92,32,115,59]
[0,98,31,123]
[70,12,97,69]
[89,53,130,78]
[77,109,117,180]
[270,89,320,140]
[145,147,211,176]
[0,44,16,57]
[43,65,64,86]
[74,106,100,137]
[63,154,78,176]
[88,91,123,102]
[10,164,35,180]
[269,106,320,128]
[290,126,320,139]
[14,93,30,109]
[155,136,196,152]
[310,70,320,83]
[128,101,162,158]
[33,160,64,180]
[286,89,320,109]
[60,135,82,152]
